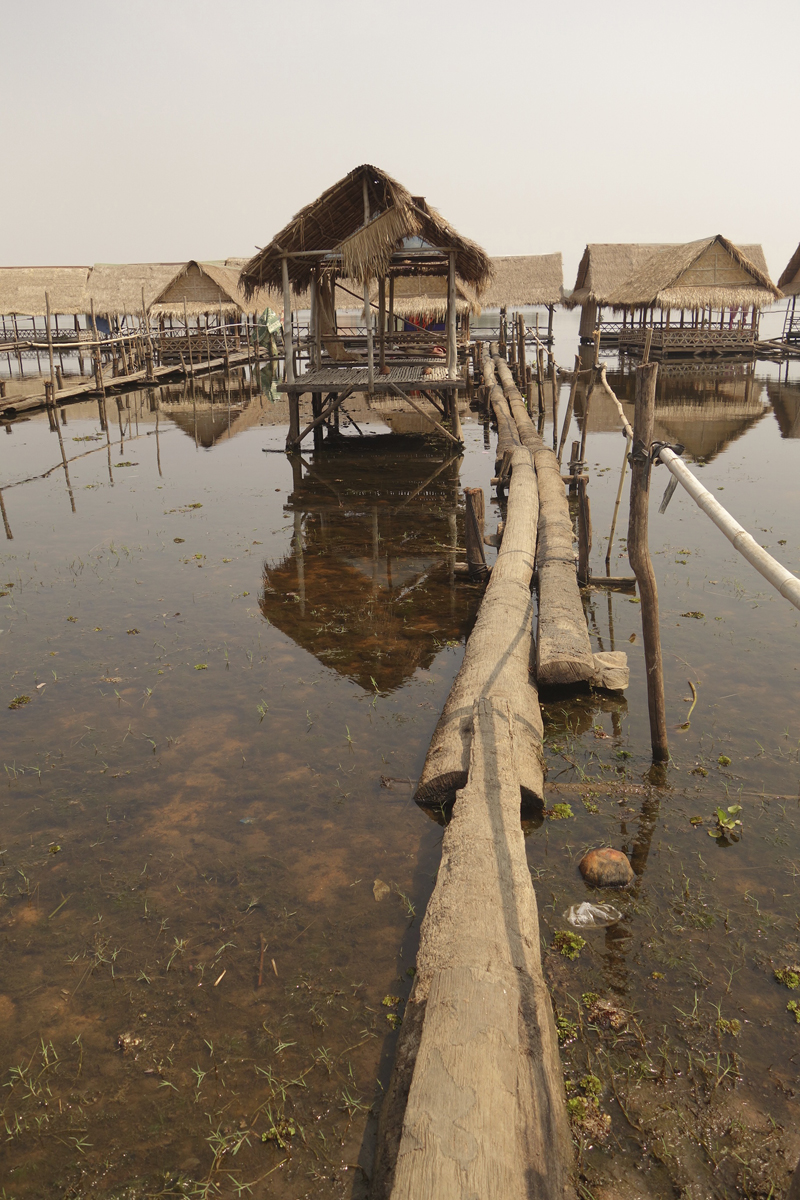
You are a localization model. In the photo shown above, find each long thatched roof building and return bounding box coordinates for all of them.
[0,266,92,317]
[478,253,563,309]
[567,236,781,356]
[778,244,800,297]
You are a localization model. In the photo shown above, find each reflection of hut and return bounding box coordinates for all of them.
[258,438,477,693]
[579,364,766,462]
[766,379,800,438]
[240,165,491,449]
[568,238,780,356]
[478,253,563,342]
[777,244,800,342]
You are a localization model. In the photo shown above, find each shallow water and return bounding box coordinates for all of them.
[1,344,800,1198]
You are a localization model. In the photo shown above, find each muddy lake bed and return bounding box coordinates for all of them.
[1,338,800,1198]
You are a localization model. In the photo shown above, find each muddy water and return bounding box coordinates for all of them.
[1,351,799,1198]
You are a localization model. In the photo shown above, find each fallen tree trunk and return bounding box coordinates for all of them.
[492,352,595,687]
[377,698,575,1200]
[415,445,543,806]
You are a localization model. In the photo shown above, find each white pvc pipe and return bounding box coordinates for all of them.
[657,447,800,612]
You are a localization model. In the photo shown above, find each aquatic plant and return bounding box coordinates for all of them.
[553,931,586,960]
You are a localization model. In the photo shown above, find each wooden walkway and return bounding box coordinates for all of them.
[1,349,253,419]
[278,363,459,393]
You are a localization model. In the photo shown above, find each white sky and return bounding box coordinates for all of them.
[2,0,798,289]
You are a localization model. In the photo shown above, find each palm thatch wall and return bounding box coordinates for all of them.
[478,253,562,308]
[607,237,780,312]
[0,267,92,316]
[778,243,800,297]
[239,164,491,297]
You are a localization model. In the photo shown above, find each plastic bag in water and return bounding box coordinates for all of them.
[563,901,622,928]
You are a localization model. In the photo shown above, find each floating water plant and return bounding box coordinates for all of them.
[545,803,573,821]
[8,695,31,710]
[788,1001,800,1024]
[775,967,800,990]
[553,931,586,960]
[708,805,742,840]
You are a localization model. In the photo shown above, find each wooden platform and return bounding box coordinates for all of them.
[279,363,460,394]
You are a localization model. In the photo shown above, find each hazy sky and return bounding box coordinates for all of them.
[2,0,798,288]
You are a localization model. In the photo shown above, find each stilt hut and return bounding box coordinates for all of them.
[567,238,780,356]
[478,253,563,343]
[239,163,491,451]
[777,243,800,342]
[148,260,263,360]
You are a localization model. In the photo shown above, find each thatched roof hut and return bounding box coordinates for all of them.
[149,260,259,317]
[606,236,780,312]
[568,238,778,312]
[0,266,91,316]
[478,253,563,308]
[777,244,800,297]
[239,163,491,297]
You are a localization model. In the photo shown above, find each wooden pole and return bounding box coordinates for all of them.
[89,299,105,399]
[181,299,195,387]
[282,255,294,385]
[576,475,591,585]
[446,251,458,378]
[628,362,668,762]
[378,276,386,373]
[464,487,488,580]
[557,356,580,466]
[362,176,374,393]
[388,275,395,334]
[535,345,545,415]
[45,292,57,406]
[549,360,558,452]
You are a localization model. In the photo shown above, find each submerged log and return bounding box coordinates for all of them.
[415,445,543,806]
[378,698,575,1200]
[491,352,595,687]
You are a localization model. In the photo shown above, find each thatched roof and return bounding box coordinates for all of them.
[778,243,800,297]
[479,253,563,308]
[0,266,91,316]
[150,260,259,317]
[86,262,184,316]
[607,237,780,312]
[239,163,492,297]
[369,275,481,320]
[568,238,780,312]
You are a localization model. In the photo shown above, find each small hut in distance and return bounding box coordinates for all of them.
[478,253,563,343]
[777,243,800,342]
[568,237,781,358]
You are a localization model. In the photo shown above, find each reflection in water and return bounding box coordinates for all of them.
[259,437,479,694]
[767,378,800,438]
[572,361,768,463]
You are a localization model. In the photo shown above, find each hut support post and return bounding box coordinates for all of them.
[628,362,668,763]
[313,271,322,370]
[282,256,294,385]
[388,276,395,333]
[362,176,374,393]
[446,252,457,377]
[182,299,195,386]
[378,276,386,372]
[90,299,105,400]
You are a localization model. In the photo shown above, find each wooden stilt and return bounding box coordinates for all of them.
[628,362,668,763]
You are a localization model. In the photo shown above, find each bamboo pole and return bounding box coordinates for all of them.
[628,362,668,762]
[556,356,580,466]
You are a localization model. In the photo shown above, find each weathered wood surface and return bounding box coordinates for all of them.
[491,351,595,687]
[415,446,543,805]
[481,345,520,474]
[378,698,575,1200]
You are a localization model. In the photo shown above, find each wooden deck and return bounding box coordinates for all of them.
[279,363,460,394]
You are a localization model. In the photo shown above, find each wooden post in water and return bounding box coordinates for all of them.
[45,292,57,406]
[577,475,591,585]
[464,487,488,580]
[363,176,374,393]
[628,362,668,762]
[536,345,545,415]
[517,313,527,390]
[182,299,195,387]
[446,252,457,379]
